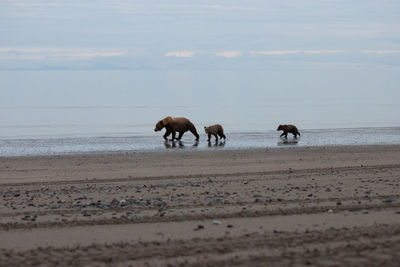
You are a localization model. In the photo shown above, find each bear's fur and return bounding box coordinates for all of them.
[277,124,300,138]
[204,124,226,142]
[154,116,199,141]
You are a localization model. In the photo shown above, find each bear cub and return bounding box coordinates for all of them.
[277,124,301,138]
[204,124,226,142]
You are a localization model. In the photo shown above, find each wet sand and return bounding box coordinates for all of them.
[1,145,400,266]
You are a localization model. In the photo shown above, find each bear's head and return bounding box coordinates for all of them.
[154,120,164,132]
[277,124,283,131]
[154,116,173,132]
[204,126,210,134]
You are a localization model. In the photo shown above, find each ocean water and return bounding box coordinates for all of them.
[1,70,399,156]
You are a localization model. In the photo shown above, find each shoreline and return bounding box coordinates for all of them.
[1,141,400,160]
[0,142,393,158]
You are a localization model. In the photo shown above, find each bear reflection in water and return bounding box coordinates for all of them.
[277,139,299,146]
[208,140,226,147]
[164,140,199,149]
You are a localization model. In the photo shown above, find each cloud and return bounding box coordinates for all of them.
[165,51,195,57]
[250,50,346,56]
[10,2,62,7]
[216,51,242,58]
[0,47,124,60]
[304,50,345,55]
[250,50,301,56]
[361,50,400,55]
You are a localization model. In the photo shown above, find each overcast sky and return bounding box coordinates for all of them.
[1,0,400,70]
[0,0,400,133]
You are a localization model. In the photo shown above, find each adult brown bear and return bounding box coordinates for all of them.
[204,124,226,142]
[277,124,301,138]
[154,116,199,141]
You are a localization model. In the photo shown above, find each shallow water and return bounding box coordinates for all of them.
[1,127,399,157]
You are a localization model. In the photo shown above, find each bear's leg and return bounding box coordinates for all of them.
[213,133,218,142]
[218,129,225,140]
[207,133,211,142]
[293,132,297,138]
[280,132,285,137]
[177,131,184,140]
[190,128,200,140]
[163,129,171,141]
[171,130,176,141]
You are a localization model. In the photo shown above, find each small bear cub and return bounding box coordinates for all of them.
[204,124,226,142]
[277,124,301,138]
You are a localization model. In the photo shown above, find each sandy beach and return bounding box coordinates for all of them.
[1,145,400,266]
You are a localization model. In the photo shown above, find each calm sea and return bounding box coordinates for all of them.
[1,70,399,156]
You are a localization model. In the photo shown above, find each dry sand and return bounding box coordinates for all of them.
[0,145,400,266]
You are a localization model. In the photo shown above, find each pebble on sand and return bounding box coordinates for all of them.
[194,224,204,231]
[212,220,222,225]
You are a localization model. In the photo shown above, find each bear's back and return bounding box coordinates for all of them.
[205,124,223,133]
[284,125,298,132]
